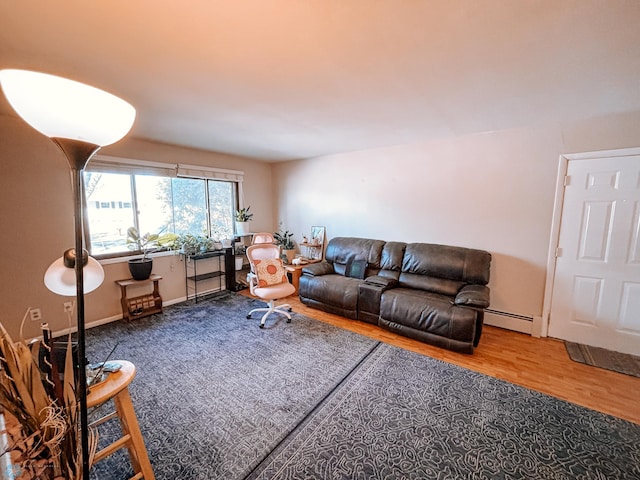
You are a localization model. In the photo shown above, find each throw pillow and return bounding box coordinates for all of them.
[254,258,288,287]
[346,258,367,279]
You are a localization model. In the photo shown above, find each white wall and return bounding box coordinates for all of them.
[3,106,640,340]
[273,112,640,327]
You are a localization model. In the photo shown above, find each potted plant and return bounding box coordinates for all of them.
[234,244,246,270]
[127,227,160,280]
[210,224,227,250]
[235,206,253,236]
[274,224,296,264]
[0,316,83,479]
[175,233,213,255]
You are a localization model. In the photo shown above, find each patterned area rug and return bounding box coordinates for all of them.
[565,342,640,378]
[249,343,640,480]
[85,293,379,480]
[84,293,640,479]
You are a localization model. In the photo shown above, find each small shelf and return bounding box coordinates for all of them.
[187,271,224,282]
[300,242,324,261]
[233,267,251,291]
[115,274,163,322]
[184,250,228,302]
[187,250,225,260]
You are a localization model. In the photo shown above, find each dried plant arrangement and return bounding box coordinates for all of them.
[0,310,96,479]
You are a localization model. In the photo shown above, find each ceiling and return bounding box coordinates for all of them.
[1,1,639,162]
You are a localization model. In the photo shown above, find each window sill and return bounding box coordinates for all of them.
[98,250,178,266]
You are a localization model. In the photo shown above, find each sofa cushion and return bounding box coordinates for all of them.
[455,284,491,309]
[380,288,477,344]
[377,241,405,280]
[399,243,491,295]
[398,273,464,297]
[299,274,361,312]
[302,261,334,277]
[346,258,367,279]
[325,237,385,276]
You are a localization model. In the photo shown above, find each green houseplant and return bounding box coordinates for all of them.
[234,244,247,271]
[274,224,296,264]
[126,227,160,280]
[175,234,213,256]
[235,206,253,236]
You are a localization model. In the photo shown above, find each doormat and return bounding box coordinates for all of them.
[565,342,640,378]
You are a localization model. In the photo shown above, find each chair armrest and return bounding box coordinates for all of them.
[454,285,490,309]
[302,261,334,276]
[364,275,398,290]
[247,272,258,295]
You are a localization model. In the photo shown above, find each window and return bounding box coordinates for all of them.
[84,156,242,257]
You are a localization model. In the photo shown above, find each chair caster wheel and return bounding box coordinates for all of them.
[247,314,252,319]
[288,308,292,312]
[287,319,292,323]
[259,324,265,329]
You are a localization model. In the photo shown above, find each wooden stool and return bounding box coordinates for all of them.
[87,360,154,480]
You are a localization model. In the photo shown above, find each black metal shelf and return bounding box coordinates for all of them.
[187,250,225,260]
[184,249,231,303]
[187,271,224,282]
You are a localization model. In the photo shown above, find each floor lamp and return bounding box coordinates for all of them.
[0,69,135,479]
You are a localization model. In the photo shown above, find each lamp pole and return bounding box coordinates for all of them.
[51,138,101,479]
[0,69,135,479]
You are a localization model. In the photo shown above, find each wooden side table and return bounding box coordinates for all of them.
[116,275,163,321]
[87,360,154,479]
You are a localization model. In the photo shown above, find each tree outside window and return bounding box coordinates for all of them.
[84,171,236,256]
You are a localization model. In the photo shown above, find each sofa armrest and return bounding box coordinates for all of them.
[302,261,334,276]
[364,275,398,290]
[455,285,490,309]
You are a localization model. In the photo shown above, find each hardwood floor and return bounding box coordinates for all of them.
[242,291,640,425]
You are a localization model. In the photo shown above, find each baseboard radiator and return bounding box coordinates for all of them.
[484,309,540,336]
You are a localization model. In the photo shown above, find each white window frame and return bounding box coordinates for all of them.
[84,155,244,258]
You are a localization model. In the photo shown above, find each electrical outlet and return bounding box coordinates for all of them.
[63,302,74,313]
[30,308,42,322]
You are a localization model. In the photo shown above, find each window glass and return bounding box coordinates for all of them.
[135,175,172,236]
[83,168,237,257]
[171,177,207,235]
[84,172,134,255]
[208,180,234,240]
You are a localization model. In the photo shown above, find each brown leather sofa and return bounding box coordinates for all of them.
[298,237,491,353]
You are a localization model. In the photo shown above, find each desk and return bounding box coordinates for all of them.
[116,275,162,321]
[87,360,154,480]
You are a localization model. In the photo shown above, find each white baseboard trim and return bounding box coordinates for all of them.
[484,311,533,335]
[51,296,189,339]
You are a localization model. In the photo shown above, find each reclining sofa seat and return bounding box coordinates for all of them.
[299,237,491,354]
[298,237,385,319]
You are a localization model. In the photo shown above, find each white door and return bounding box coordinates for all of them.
[548,155,640,355]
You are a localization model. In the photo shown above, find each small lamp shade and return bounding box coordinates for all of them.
[44,250,105,296]
[0,69,135,146]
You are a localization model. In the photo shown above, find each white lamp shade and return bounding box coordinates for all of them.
[0,69,135,146]
[44,255,105,296]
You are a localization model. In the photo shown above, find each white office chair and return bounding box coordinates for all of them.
[246,243,295,328]
[245,231,275,284]
[251,232,275,244]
